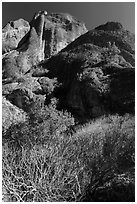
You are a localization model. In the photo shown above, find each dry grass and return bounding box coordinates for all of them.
[2,112,135,201]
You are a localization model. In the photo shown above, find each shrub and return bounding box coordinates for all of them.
[2,113,134,201]
[74,114,135,201]
[3,97,75,148]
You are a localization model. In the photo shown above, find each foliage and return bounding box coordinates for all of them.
[38,77,60,96]
[3,98,75,148]
[103,41,121,62]
[3,112,134,201]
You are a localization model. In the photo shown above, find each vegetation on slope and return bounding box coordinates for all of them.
[2,100,135,201]
[2,18,135,202]
[37,42,134,120]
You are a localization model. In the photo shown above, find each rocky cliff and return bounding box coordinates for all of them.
[2,12,135,127]
[2,11,87,80]
[2,18,30,54]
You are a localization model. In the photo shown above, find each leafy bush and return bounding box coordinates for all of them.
[2,113,134,201]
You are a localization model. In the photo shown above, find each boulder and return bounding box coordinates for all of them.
[2,97,27,131]
[3,76,42,95]
[6,87,45,112]
[2,18,30,54]
[2,82,19,96]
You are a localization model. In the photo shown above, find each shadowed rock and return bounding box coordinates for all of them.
[63,22,135,66]
[38,23,134,118]
[95,21,123,31]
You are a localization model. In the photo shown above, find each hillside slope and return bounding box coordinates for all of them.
[2,12,135,202]
[2,14,135,123]
[33,21,135,119]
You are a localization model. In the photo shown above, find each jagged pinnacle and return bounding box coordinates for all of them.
[33,11,48,19]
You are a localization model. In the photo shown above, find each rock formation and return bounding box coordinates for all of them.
[2,11,87,80]
[2,18,30,54]
[63,21,135,66]
[2,97,27,131]
[36,22,135,118]
[2,13,135,127]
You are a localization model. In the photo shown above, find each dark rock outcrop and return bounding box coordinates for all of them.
[63,21,135,66]
[37,23,134,118]
[95,21,123,31]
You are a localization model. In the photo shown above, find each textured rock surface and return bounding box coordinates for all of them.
[6,87,45,112]
[2,12,87,81]
[2,82,19,96]
[5,76,45,111]
[95,21,123,31]
[26,11,87,59]
[2,13,135,121]
[2,19,30,54]
[2,97,27,131]
[3,76,42,95]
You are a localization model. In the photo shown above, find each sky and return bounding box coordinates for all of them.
[2,2,135,33]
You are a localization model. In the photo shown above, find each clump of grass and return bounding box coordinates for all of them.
[2,111,135,201]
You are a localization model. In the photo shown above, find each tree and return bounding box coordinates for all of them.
[104,41,121,62]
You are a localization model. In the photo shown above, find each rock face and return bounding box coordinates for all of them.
[29,12,87,58]
[2,19,30,54]
[2,13,135,124]
[2,11,87,80]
